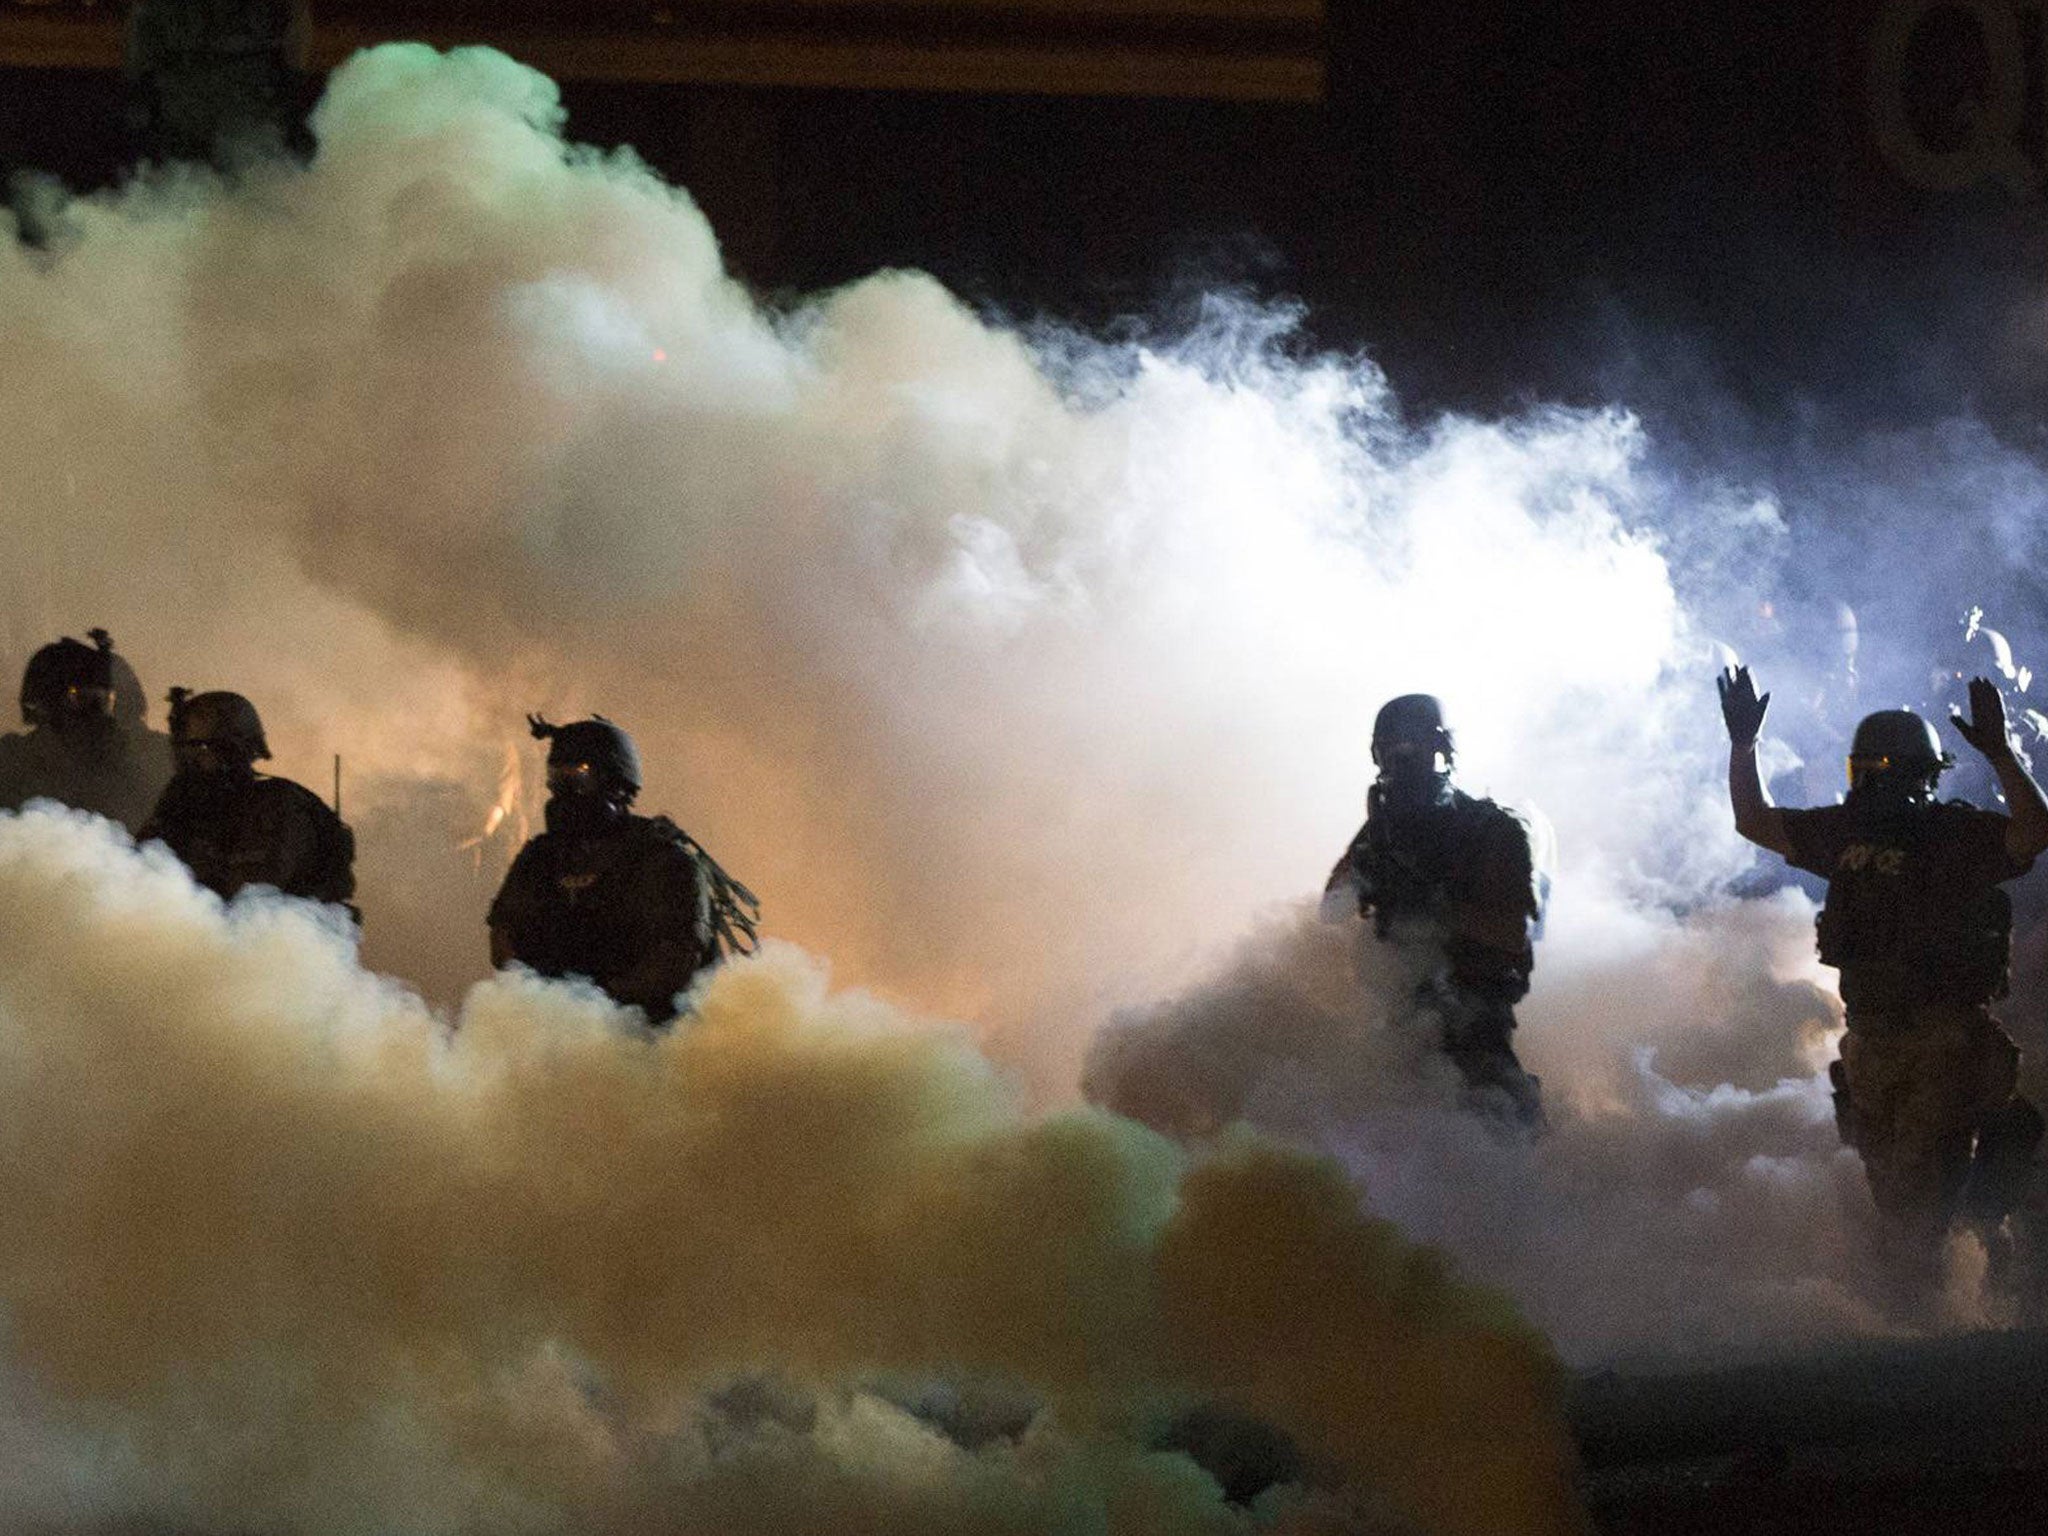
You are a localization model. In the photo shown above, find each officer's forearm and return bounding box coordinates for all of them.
[1988,747,2048,860]
[1729,743,1791,855]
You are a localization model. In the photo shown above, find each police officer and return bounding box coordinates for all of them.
[140,688,355,908]
[488,716,757,1026]
[0,629,174,834]
[1722,665,2048,1270]
[1322,694,1548,1126]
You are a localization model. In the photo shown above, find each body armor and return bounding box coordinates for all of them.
[141,771,354,906]
[1326,786,1546,1126]
[1328,788,1541,1002]
[1813,802,2013,1011]
[0,722,175,835]
[488,813,715,1025]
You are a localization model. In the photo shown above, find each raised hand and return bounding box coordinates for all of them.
[1952,676,2013,760]
[1718,665,1770,746]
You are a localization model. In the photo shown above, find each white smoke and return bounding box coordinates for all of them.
[1085,893,1925,1365]
[0,35,2033,1528]
[3,42,1754,1070]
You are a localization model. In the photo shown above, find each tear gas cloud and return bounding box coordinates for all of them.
[2,43,1754,1053]
[0,807,1576,1536]
[3,35,2047,1531]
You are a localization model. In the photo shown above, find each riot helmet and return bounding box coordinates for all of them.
[20,631,116,728]
[1371,693,1455,809]
[167,687,271,775]
[529,714,641,831]
[1846,708,1950,797]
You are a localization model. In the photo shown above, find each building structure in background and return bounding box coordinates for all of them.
[0,0,1325,97]
[0,0,1322,277]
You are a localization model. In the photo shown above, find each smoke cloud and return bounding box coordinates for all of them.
[6,33,2048,1530]
[1,42,1757,1067]
[0,807,1576,1535]
[1085,896,1915,1365]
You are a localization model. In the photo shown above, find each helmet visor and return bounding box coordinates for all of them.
[1375,739,1448,777]
[1847,753,1934,791]
[55,683,113,722]
[547,759,606,798]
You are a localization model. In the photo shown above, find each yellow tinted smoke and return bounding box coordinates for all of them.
[0,809,1579,1535]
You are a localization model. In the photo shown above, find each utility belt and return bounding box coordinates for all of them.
[1836,956,2002,1023]
[1817,895,2009,1014]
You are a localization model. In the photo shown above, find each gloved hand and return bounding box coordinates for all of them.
[1951,676,2013,761]
[1717,664,1770,746]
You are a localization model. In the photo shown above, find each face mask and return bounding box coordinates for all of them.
[49,684,114,730]
[1843,768,1933,820]
[172,739,256,786]
[545,792,625,836]
[1374,741,1450,813]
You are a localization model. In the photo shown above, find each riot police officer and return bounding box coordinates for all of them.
[1322,694,1548,1126]
[140,688,355,908]
[1722,666,2048,1270]
[488,715,757,1026]
[0,629,174,834]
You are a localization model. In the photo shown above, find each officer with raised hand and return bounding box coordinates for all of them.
[1722,663,2048,1280]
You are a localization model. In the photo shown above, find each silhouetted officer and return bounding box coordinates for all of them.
[1723,666,2048,1272]
[141,688,354,909]
[1323,693,1548,1126]
[0,629,173,834]
[488,716,757,1025]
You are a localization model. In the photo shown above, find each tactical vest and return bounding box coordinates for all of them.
[1814,804,2012,1011]
[1349,792,1538,1002]
[489,814,727,1022]
[0,724,174,835]
[143,772,353,904]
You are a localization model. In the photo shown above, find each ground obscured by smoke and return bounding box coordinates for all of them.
[0,808,1577,1536]
[1085,896,1942,1366]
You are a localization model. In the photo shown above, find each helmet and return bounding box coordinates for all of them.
[1371,693,1454,767]
[1847,708,1948,792]
[167,688,272,761]
[20,631,115,725]
[529,714,642,797]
